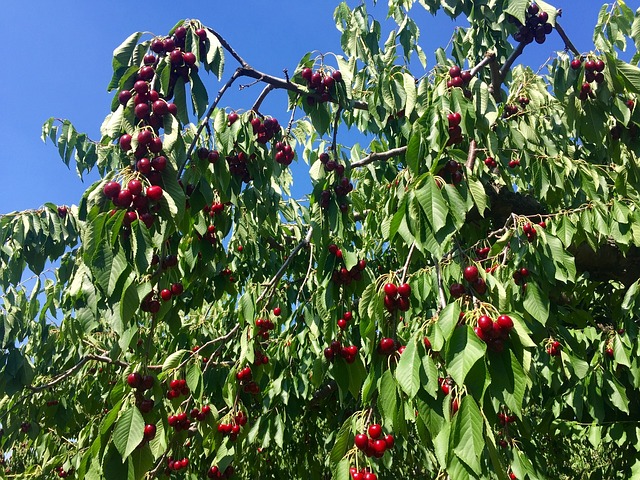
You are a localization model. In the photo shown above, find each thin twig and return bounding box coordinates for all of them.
[434,260,447,311]
[330,107,343,159]
[179,68,242,177]
[256,227,313,305]
[350,146,407,169]
[295,242,315,306]
[399,242,416,285]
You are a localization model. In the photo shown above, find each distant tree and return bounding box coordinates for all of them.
[1,1,640,479]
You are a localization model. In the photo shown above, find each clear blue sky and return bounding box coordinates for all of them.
[0,1,611,214]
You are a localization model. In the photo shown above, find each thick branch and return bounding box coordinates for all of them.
[499,41,526,82]
[206,28,250,68]
[466,139,477,170]
[237,67,368,110]
[554,21,580,56]
[351,146,407,169]
[470,52,496,78]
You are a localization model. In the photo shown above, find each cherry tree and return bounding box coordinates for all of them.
[1,1,640,479]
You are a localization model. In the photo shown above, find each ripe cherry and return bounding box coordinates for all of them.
[397,283,411,298]
[463,265,479,283]
[355,433,368,450]
[368,424,382,439]
[383,283,397,297]
[478,315,493,332]
[146,186,163,201]
[127,372,142,388]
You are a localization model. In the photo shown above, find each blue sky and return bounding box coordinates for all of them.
[0,1,612,214]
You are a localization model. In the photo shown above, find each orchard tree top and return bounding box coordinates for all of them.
[2,1,640,479]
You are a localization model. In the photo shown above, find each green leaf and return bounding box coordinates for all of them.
[452,396,484,474]
[395,333,421,398]
[487,349,526,416]
[329,417,352,464]
[445,326,487,386]
[415,175,449,233]
[504,0,528,25]
[613,58,640,94]
[113,405,144,461]
[523,282,549,324]
[467,178,487,217]
[162,350,187,372]
[379,369,398,429]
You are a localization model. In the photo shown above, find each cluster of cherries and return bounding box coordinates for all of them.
[454,265,488,297]
[337,310,354,331]
[166,457,190,473]
[199,201,226,244]
[19,422,31,434]
[189,405,212,422]
[510,3,552,45]
[167,411,192,432]
[166,378,190,400]
[207,465,234,478]
[324,339,359,364]
[300,67,342,105]
[250,116,280,145]
[127,373,155,413]
[571,56,606,101]
[55,466,74,478]
[127,372,155,391]
[217,411,248,441]
[512,267,531,287]
[225,150,253,184]
[197,146,220,164]
[318,152,354,211]
[255,316,276,340]
[354,424,394,458]
[436,160,465,185]
[103,179,163,229]
[446,112,463,146]
[522,220,545,243]
[159,282,184,302]
[546,339,562,356]
[439,378,460,414]
[331,254,367,286]
[473,314,515,352]
[350,467,378,480]
[382,282,411,312]
[274,141,295,166]
[446,65,472,89]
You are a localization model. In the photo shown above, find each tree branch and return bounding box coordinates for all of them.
[499,41,527,83]
[554,21,580,56]
[206,28,251,68]
[256,227,313,305]
[351,146,407,169]
[179,68,242,177]
[470,52,497,78]
[466,139,477,171]
[251,84,275,113]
